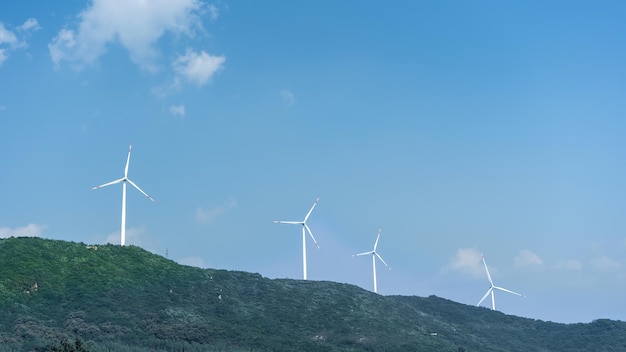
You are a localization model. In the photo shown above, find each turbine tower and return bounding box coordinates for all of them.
[92,144,154,246]
[353,227,391,293]
[477,254,524,310]
[274,197,320,280]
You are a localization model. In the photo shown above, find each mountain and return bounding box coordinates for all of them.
[0,237,624,351]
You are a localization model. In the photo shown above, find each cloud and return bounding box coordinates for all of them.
[514,249,543,267]
[553,259,583,271]
[177,256,207,268]
[153,48,225,97]
[151,80,180,98]
[49,29,77,66]
[0,19,39,66]
[0,23,18,46]
[195,196,237,224]
[104,226,147,246]
[591,256,621,271]
[444,247,485,278]
[173,49,225,85]
[0,223,47,238]
[280,89,295,107]
[48,0,204,71]
[169,104,186,118]
[18,18,41,33]
[208,4,220,21]
[0,49,8,66]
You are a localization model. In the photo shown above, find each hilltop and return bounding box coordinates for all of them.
[0,237,624,351]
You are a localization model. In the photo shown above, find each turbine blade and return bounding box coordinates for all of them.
[92,178,124,190]
[375,252,391,270]
[494,286,524,297]
[303,196,320,222]
[127,179,155,202]
[353,251,375,257]
[373,227,382,251]
[124,144,132,178]
[273,220,302,225]
[482,254,494,286]
[304,223,319,249]
[477,288,492,306]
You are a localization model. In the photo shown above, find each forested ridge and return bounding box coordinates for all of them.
[0,237,624,351]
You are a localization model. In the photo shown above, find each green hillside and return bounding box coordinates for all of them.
[0,237,624,351]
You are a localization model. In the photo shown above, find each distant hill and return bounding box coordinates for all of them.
[0,237,624,351]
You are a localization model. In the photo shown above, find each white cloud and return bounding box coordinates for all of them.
[18,18,41,32]
[280,89,295,107]
[208,4,219,21]
[49,29,78,65]
[169,104,186,118]
[0,223,47,238]
[591,256,621,271]
[173,49,225,85]
[151,79,181,98]
[177,256,206,268]
[444,247,485,278]
[0,49,8,66]
[48,0,204,71]
[0,23,18,45]
[553,259,583,271]
[104,226,146,246]
[195,196,237,224]
[153,48,225,96]
[0,19,38,66]
[515,249,543,267]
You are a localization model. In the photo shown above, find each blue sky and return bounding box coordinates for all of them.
[1,0,625,324]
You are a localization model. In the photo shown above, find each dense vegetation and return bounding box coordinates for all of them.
[0,237,624,351]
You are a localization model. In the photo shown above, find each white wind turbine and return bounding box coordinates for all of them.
[92,144,154,246]
[477,254,524,310]
[353,227,391,293]
[273,197,320,280]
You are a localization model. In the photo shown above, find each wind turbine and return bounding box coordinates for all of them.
[273,197,320,280]
[477,254,524,310]
[353,227,391,293]
[92,144,154,246]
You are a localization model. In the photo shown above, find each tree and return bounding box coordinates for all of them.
[43,338,90,352]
